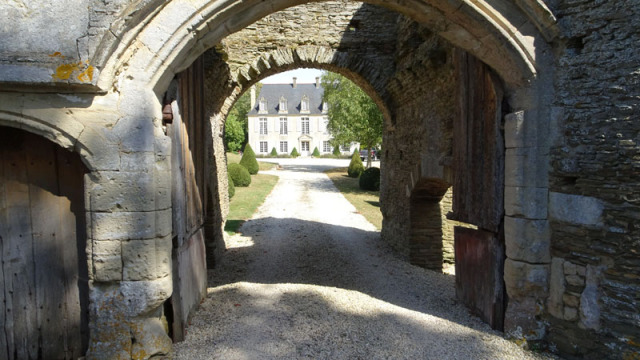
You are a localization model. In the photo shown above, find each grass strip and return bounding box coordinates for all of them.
[325,167,382,230]
[225,173,279,233]
[227,152,276,171]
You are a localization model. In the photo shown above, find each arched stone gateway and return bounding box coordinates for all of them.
[0,0,638,359]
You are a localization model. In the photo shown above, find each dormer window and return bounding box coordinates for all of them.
[322,101,328,113]
[301,95,309,113]
[259,97,267,113]
[279,96,288,113]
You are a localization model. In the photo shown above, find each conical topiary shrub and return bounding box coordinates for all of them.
[240,144,259,175]
[227,172,235,198]
[332,146,341,157]
[228,163,251,187]
[290,147,300,158]
[270,147,278,157]
[347,150,365,178]
[312,147,320,157]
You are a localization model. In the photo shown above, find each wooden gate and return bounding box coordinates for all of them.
[451,51,506,330]
[0,127,89,359]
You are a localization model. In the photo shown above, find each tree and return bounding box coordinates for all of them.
[321,72,383,168]
[224,84,262,151]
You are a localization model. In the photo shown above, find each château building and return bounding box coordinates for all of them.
[247,77,358,156]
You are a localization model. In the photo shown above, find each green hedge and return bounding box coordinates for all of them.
[228,163,251,187]
[347,151,365,178]
[227,172,236,198]
[359,167,380,191]
[240,144,259,174]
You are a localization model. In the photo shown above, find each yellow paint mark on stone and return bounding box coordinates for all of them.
[77,64,95,82]
[48,51,64,58]
[52,60,94,83]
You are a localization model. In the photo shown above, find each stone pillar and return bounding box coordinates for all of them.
[84,90,173,359]
[503,109,551,341]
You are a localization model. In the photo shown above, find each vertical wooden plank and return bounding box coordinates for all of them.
[26,136,66,357]
[55,147,86,358]
[2,130,38,359]
[452,50,504,232]
[0,132,10,359]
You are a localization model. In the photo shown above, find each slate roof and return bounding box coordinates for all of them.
[249,83,324,115]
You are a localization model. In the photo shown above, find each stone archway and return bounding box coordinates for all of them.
[78,0,558,357]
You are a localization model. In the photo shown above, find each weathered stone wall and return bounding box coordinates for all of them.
[380,18,456,260]
[546,0,640,357]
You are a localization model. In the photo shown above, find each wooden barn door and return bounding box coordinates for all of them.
[0,127,89,359]
[451,51,506,330]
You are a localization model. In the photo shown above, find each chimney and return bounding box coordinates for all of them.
[292,77,297,88]
[316,77,320,88]
[250,85,256,109]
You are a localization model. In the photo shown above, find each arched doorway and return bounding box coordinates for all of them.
[0,127,89,359]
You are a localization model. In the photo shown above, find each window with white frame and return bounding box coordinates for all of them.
[259,97,267,113]
[323,141,331,152]
[301,95,309,112]
[259,117,268,135]
[260,141,268,153]
[301,141,310,152]
[279,117,288,135]
[279,96,287,113]
[340,144,350,152]
[301,117,310,134]
[322,101,328,113]
[279,141,288,153]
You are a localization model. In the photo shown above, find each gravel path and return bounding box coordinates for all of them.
[172,160,554,359]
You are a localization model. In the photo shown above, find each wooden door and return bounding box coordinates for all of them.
[0,127,89,359]
[451,51,506,330]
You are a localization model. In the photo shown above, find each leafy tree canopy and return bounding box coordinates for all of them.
[321,72,383,167]
[224,84,262,152]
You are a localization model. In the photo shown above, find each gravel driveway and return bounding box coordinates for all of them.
[172,159,555,359]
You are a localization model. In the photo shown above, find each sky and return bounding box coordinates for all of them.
[261,68,325,84]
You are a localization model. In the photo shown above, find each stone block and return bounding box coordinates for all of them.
[76,125,121,171]
[505,147,549,188]
[504,217,550,263]
[565,274,584,287]
[156,235,172,278]
[580,265,601,330]
[120,275,173,317]
[130,318,172,359]
[112,115,157,153]
[92,240,122,282]
[504,186,548,219]
[504,297,546,341]
[122,239,158,281]
[92,209,171,241]
[563,293,580,308]
[564,306,579,321]
[563,261,577,275]
[549,192,604,226]
[154,169,172,211]
[547,257,565,319]
[88,171,156,212]
[120,151,155,171]
[504,258,549,298]
[505,110,537,148]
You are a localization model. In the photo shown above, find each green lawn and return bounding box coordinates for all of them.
[325,167,382,230]
[225,173,279,233]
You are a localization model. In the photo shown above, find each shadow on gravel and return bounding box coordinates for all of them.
[180,282,517,360]
[211,217,487,335]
